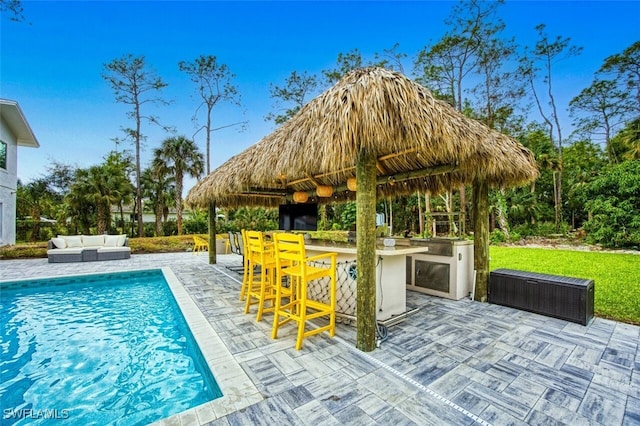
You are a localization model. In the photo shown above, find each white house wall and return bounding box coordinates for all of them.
[0,117,19,245]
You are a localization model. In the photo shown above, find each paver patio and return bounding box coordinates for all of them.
[2,252,638,425]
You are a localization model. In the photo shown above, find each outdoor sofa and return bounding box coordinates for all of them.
[47,234,131,263]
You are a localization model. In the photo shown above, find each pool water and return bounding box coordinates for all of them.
[0,269,222,425]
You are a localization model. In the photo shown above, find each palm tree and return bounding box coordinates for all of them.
[103,152,135,234]
[141,161,175,236]
[154,136,204,235]
[16,178,52,241]
[66,156,134,234]
[617,117,640,160]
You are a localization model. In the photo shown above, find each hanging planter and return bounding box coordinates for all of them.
[316,185,334,197]
[347,177,357,192]
[292,191,309,203]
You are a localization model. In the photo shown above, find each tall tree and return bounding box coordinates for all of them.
[322,49,365,85]
[179,55,244,263]
[103,54,170,237]
[569,79,629,163]
[611,117,640,161]
[518,24,582,230]
[599,41,640,114]
[414,0,505,108]
[374,43,408,73]
[178,55,244,174]
[472,31,521,131]
[153,136,204,235]
[0,0,24,21]
[103,151,135,234]
[563,140,605,229]
[266,71,319,125]
[415,0,511,234]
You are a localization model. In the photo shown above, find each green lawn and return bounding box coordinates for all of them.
[490,246,640,325]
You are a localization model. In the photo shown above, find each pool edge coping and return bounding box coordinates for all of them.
[156,267,263,425]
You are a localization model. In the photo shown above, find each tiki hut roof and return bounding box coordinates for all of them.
[186,67,537,208]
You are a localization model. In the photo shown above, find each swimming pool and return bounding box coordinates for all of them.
[0,269,222,425]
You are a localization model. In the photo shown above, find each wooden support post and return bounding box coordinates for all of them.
[473,180,489,301]
[356,149,377,352]
[208,201,217,265]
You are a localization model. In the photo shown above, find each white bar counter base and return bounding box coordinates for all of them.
[304,241,428,321]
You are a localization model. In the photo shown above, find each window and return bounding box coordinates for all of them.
[0,140,6,169]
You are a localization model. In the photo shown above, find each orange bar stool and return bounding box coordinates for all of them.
[271,232,337,350]
[243,231,278,322]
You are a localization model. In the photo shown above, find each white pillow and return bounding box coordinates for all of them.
[51,237,67,249]
[82,235,105,247]
[104,235,120,247]
[117,235,127,247]
[62,235,83,248]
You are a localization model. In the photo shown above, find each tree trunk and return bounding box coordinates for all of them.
[417,192,424,235]
[496,189,510,240]
[31,207,41,242]
[553,171,560,232]
[459,184,466,234]
[155,203,163,236]
[176,171,184,235]
[119,203,126,234]
[356,149,377,352]
[97,204,110,235]
[473,180,489,302]
[208,201,216,264]
[425,192,433,237]
[135,108,144,238]
[388,197,393,236]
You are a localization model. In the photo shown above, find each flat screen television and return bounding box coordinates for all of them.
[279,203,318,231]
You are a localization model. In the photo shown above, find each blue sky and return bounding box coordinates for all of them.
[2,1,639,194]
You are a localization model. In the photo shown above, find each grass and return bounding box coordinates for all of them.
[491,246,640,325]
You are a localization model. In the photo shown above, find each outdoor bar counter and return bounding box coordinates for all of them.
[303,240,429,322]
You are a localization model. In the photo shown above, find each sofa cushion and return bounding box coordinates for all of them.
[117,235,127,247]
[59,235,83,248]
[51,237,67,249]
[97,246,131,253]
[82,235,105,247]
[47,247,83,255]
[104,235,120,247]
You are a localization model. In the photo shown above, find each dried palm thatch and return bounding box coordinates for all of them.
[186,67,537,208]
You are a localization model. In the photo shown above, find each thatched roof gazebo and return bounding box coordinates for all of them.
[187,67,538,351]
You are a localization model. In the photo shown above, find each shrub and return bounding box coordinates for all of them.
[162,220,178,236]
[184,217,208,234]
[508,231,522,243]
[580,161,640,248]
[490,229,506,244]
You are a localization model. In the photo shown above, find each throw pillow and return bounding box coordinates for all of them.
[62,235,83,248]
[105,235,120,247]
[51,237,67,249]
[82,235,105,247]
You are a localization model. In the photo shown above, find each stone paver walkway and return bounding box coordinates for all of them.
[1,253,638,425]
